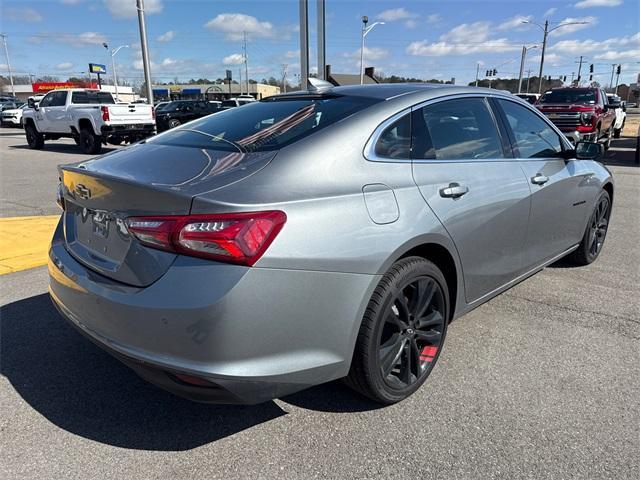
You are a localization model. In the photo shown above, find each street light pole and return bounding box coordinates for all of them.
[475,62,480,87]
[518,45,537,93]
[136,0,154,104]
[360,17,384,85]
[0,34,15,97]
[109,45,129,102]
[523,19,589,94]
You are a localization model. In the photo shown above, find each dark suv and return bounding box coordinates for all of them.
[535,87,617,148]
[156,100,221,132]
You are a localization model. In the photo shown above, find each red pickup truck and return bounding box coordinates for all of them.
[535,87,617,149]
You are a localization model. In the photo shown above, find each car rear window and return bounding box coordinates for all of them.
[153,95,381,152]
[71,91,115,104]
[539,89,596,104]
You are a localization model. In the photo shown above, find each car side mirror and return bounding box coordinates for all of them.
[575,141,604,160]
[28,98,38,110]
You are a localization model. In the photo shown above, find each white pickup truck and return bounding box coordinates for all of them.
[23,89,155,154]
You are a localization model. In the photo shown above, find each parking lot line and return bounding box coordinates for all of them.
[0,215,60,275]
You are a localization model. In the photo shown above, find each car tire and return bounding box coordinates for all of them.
[168,119,181,129]
[25,123,44,149]
[603,127,612,151]
[346,257,449,404]
[568,190,611,266]
[79,127,102,155]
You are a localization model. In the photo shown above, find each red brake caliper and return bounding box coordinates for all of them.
[420,345,438,363]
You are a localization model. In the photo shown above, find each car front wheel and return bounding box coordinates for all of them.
[25,123,44,149]
[346,257,449,404]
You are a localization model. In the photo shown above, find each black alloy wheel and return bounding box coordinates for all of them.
[569,190,611,266]
[25,123,44,149]
[378,276,446,390]
[347,257,449,404]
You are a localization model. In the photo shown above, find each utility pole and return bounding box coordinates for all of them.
[136,0,154,104]
[609,64,616,91]
[526,69,532,93]
[281,64,288,93]
[299,0,309,90]
[475,62,480,87]
[243,31,249,96]
[316,0,326,80]
[0,34,15,97]
[576,55,584,86]
[238,68,242,96]
[517,46,537,93]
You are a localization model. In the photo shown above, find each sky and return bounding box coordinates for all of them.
[1,0,639,87]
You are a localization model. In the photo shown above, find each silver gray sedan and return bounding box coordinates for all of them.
[49,84,613,405]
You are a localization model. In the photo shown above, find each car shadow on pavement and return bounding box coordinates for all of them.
[601,136,639,167]
[9,143,118,156]
[0,293,287,451]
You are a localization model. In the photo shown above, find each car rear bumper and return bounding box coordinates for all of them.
[48,220,378,404]
[101,123,155,137]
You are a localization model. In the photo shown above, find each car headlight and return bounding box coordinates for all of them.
[580,112,594,126]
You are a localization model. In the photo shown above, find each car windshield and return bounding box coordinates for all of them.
[71,91,115,104]
[152,95,381,152]
[539,89,596,104]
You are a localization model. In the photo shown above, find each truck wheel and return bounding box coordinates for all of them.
[25,124,44,149]
[79,128,102,155]
[603,128,612,151]
[613,121,624,139]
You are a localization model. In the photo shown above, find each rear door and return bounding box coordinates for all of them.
[493,97,590,268]
[410,96,531,303]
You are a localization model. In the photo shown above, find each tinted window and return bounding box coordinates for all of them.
[49,91,68,107]
[71,91,115,104]
[38,92,55,107]
[539,89,596,104]
[374,114,411,159]
[498,99,563,158]
[413,98,504,160]
[221,100,237,108]
[153,95,380,152]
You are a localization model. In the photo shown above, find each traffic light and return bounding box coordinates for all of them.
[493,69,497,76]
[589,74,593,81]
[589,64,594,73]
[563,76,567,82]
[616,65,621,75]
[486,70,490,76]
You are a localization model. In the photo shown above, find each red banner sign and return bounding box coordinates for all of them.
[32,82,98,92]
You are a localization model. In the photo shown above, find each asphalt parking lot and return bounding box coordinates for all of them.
[1,126,639,479]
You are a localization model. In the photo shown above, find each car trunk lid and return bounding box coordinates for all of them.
[59,142,276,287]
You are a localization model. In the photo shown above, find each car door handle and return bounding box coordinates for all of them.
[531,174,549,185]
[439,183,469,198]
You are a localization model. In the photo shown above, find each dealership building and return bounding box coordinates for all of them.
[151,82,280,101]
[3,82,137,103]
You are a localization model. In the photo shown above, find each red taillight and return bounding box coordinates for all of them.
[126,211,286,266]
[151,106,156,121]
[101,106,110,121]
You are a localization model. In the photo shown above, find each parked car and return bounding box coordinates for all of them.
[23,89,156,154]
[221,96,256,109]
[155,100,221,132]
[536,87,616,149]
[154,101,170,112]
[0,100,23,111]
[50,84,613,405]
[1,103,28,127]
[606,94,627,138]
[514,93,540,104]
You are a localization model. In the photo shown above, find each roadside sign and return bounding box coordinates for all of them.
[226,69,232,80]
[89,63,107,74]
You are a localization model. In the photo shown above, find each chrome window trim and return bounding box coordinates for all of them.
[364,91,573,163]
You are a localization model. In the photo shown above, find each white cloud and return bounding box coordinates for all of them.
[56,62,74,70]
[343,46,390,62]
[594,49,640,60]
[405,19,419,29]
[548,17,597,36]
[377,8,415,22]
[57,31,108,47]
[223,53,245,65]
[497,15,533,31]
[157,30,175,42]
[574,0,622,8]
[407,21,522,56]
[284,50,300,59]
[426,14,441,24]
[103,0,163,20]
[6,7,43,22]
[551,32,639,54]
[544,8,558,17]
[204,13,276,41]
[529,53,564,66]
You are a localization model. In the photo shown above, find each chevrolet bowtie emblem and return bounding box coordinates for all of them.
[75,184,92,200]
